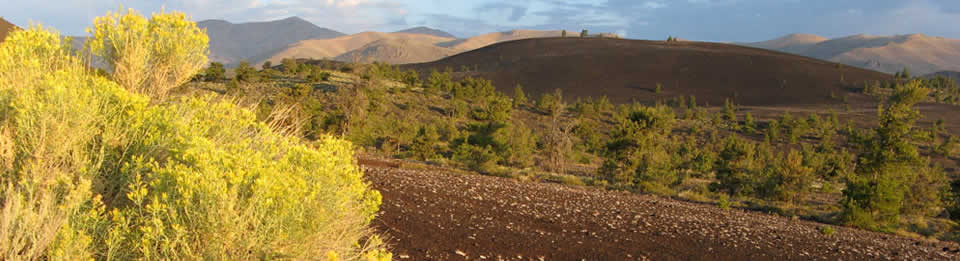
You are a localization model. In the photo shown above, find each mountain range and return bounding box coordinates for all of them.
[5,15,960,76]
[743,33,960,75]
[199,17,563,67]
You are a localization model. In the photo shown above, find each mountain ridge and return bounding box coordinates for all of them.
[744,33,960,75]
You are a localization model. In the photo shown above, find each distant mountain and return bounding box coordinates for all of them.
[744,33,960,75]
[923,71,960,80]
[257,29,564,65]
[393,26,455,38]
[743,33,827,54]
[198,16,344,65]
[0,17,19,43]
[253,32,456,65]
[335,38,457,64]
[439,30,564,51]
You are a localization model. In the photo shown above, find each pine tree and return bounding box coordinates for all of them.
[744,112,757,133]
[234,61,260,83]
[411,125,440,161]
[842,80,945,228]
[513,84,528,108]
[204,62,225,82]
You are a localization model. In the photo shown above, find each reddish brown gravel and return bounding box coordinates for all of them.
[362,159,960,260]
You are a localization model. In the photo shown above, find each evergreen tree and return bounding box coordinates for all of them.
[744,112,757,134]
[513,84,528,108]
[411,125,440,161]
[234,61,260,83]
[842,80,945,229]
[723,98,738,123]
[281,58,298,74]
[204,62,225,82]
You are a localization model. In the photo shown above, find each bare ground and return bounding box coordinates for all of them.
[362,158,960,260]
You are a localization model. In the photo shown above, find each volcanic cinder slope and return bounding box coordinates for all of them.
[745,33,960,75]
[198,16,344,65]
[407,37,893,106]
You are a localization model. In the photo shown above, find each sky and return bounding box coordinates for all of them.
[4,0,960,42]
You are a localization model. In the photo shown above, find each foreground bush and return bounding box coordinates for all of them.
[0,17,385,261]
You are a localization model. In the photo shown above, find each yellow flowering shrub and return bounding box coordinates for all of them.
[0,12,385,261]
[86,8,209,99]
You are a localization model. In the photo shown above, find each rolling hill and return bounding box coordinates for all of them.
[745,33,960,75]
[254,32,456,65]
[258,29,565,65]
[198,16,344,65]
[393,26,455,38]
[335,38,458,64]
[406,37,893,106]
[0,17,18,43]
[744,33,828,54]
[439,30,563,51]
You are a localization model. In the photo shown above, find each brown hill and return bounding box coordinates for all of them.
[260,29,563,65]
[335,38,457,64]
[405,37,893,106]
[255,32,455,65]
[393,26,455,38]
[743,33,827,54]
[0,17,19,43]
[198,16,344,65]
[439,30,564,51]
[747,33,960,75]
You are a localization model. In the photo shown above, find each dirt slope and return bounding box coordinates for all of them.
[406,37,892,106]
[363,159,960,260]
[198,16,344,65]
[747,33,960,75]
[0,17,19,43]
[256,32,455,65]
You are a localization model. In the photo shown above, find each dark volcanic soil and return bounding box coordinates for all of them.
[404,37,892,106]
[362,159,960,260]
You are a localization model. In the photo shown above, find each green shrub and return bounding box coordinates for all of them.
[0,15,385,260]
[410,125,440,161]
[234,60,260,82]
[472,95,513,122]
[513,84,527,108]
[307,66,332,82]
[204,62,225,81]
[820,226,836,236]
[453,143,498,173]
[281,58,298,74]
[536,89,564,115]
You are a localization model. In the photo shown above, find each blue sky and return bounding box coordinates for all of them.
[4,0,960,42]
